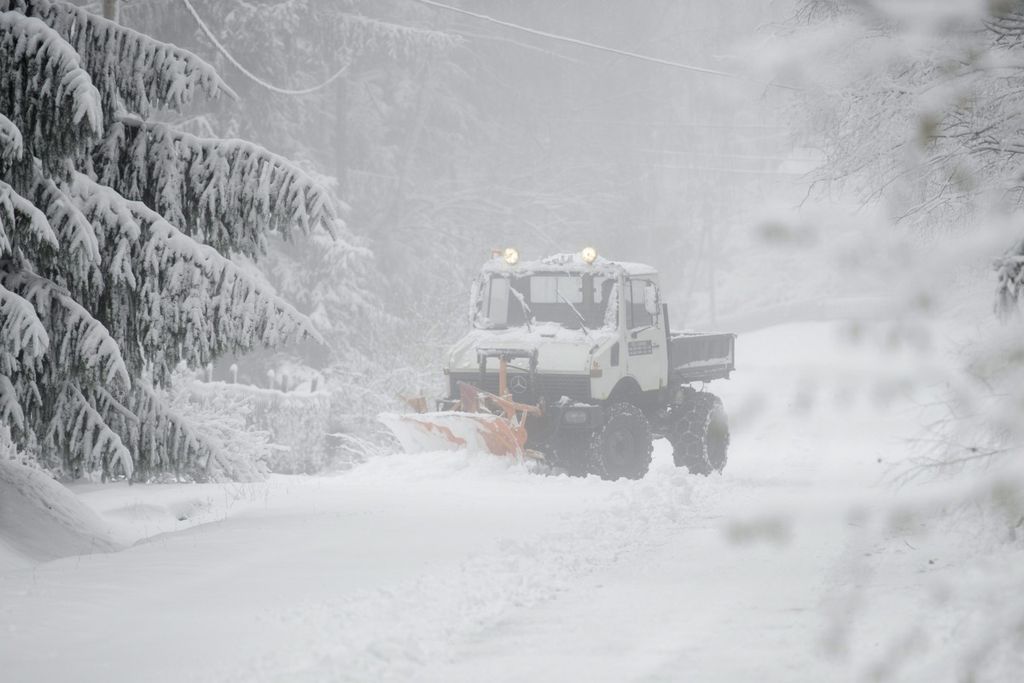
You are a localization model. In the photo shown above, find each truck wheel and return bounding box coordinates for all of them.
[669,392,729,475]
[589,403,653,481]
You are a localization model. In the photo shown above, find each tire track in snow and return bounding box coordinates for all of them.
[216,460,723,683]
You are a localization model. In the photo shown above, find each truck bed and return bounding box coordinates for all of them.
[668,331,735,383]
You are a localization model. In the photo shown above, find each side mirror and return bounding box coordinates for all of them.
[643,284,659,317]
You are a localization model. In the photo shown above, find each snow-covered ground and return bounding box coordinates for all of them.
[1,320,1011,682]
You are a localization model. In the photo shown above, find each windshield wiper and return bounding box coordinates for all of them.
[557,291,593,340]
[510,287,533,332]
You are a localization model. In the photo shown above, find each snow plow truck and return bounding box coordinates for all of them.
[380,248,735,480]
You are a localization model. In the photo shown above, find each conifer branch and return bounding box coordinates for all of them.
[0,267,130,388]
[0,113,23,162]
[123,381,216,479]
[0,0,235,118]
[25,166,103,290]
[46,382,133,478]
[69,175,323,383]
[0,373,25,429]
[0,8,103,164]
[94,117,341,256]
[0,179,58,253]
[0,280,48,371]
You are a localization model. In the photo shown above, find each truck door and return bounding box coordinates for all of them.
[624,278,669,393]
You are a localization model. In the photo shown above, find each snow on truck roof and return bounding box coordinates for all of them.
[480,252,656,277]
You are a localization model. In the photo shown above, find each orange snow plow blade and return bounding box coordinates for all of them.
[379,411,526,457]
[380,379,543,459]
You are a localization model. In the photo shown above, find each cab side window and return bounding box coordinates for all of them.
[486,276,510,326]
[626,279,654,329]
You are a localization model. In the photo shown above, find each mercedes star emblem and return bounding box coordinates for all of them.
[509,374,529,394]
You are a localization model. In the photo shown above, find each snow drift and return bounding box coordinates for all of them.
[0,458,119,570]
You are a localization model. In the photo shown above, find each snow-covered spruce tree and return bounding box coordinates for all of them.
[0,0,339,480]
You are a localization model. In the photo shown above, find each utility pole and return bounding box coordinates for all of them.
[103,0,118,22]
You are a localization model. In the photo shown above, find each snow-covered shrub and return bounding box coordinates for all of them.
[183,379,334,475]
[325,353,443,451]
[162,375,272,483]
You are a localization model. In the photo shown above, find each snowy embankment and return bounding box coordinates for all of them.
[2,320,1015,682]
[0,460,120,572]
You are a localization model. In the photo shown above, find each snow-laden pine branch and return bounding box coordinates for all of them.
[0,268,130,389]
[46,383,133,478]
[120,381,216,480]
[0,281,48,373]
[69,175,323,382]
[93,117,341,256]
[0,0,233,118]
[0,179,58,253]
[0,9,102,166]
[0,113,23,162]
[0,373,25,428]
[23,165,102,290]
[65,172,139,290]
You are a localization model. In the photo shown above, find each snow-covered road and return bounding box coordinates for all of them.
[0,322,946,682]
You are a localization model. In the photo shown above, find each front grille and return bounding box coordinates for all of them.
[535,375,591,401]
[450,372,591,403]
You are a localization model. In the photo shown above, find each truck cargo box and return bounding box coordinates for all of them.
[668,332,735,383]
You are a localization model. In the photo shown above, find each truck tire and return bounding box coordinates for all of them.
[668,392,729,475]
[589,402,653,481]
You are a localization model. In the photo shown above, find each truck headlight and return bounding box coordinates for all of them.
[563,408,589,425]
[503,247,519,265]
[581,246,598,264]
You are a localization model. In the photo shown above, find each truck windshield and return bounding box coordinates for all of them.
[477,273,615,330]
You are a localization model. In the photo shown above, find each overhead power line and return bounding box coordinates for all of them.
[411,0,787,87]
[180,0,349,96]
